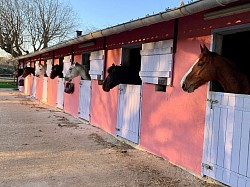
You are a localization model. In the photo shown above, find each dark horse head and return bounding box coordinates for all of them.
[22,67,35,78]
[13,69,23,77]
[102,64,142,92]
[50,64,63,79]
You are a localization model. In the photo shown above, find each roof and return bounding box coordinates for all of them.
[16,0,240,61]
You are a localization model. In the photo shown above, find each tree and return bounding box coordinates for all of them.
[26,0,78,51]
[0,0,27,57]
[0,0,79,57]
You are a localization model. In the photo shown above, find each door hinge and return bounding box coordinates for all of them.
[202,163,213,170]
[116,128,120,131]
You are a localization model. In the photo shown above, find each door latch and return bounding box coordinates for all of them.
[202,163,213,170]
[207,98,218,109]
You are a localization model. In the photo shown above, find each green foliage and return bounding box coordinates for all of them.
[0,82,17,88]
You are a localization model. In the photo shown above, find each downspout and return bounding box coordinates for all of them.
[171,18,179,86]
[101,36,107,85]
[71,45,74,64]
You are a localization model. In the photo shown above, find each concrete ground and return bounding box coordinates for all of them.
[0,89,225,187]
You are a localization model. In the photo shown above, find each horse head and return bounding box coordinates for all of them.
[103,64,142,92]
[50,64,63,79]
[13,69,23,77]
[22,67,35,78]
[64,62,91,81]
[35,64,46,77]
[181,44,217,93]
[103,64,122,92]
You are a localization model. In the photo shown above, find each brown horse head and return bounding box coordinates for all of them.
[181,44,249,94]
[22,67,35,78]
[181,44,218,93]
[50,64,63,79]
[102,64,141,92]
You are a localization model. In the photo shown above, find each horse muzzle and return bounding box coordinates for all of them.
[182,83,195,93]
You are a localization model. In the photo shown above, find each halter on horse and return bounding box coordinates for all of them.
[181,44,250,94]
[50,64,63,79]
[102,64,142,92]
[22,67,35,78]
[64,62,91,81]
[35,64,46,77]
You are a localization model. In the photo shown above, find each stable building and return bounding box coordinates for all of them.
[16,1,250,186]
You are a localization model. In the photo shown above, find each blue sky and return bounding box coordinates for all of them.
[67,0,191,32]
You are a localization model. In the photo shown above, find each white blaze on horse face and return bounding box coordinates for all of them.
[180,58,200,87]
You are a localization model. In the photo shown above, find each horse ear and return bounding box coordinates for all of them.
[200,44,210,54]
[200,44,204,52]
[203,44,210,54]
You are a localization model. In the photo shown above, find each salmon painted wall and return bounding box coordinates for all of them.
[63,55,81,117]
[36,76,43,100]
[90,49,121,134]
[139,11,250,175]
[27,75,33,95]
[35,60,44,100]
[47,59,58,107]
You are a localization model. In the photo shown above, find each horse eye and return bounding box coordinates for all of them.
[197,62,204,67]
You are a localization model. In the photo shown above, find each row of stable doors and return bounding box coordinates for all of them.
[22,74,250,186]
[23,76,92,122]
[23,76,142,144]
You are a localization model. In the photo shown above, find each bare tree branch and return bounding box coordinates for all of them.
[0,0,79,57]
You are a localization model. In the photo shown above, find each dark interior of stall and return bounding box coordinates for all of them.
[211,30,250,93]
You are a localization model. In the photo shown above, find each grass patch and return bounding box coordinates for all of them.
[0,82,18,88]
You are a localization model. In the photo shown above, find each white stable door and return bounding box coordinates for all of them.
[78,80,92,121]
[116,84,142,144]
[56,78,64,109]
[202,91,250,187]
[42,77,48,103]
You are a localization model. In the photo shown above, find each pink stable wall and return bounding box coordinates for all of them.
[47,58,59,107]
[63,55,81,117]
[35,60,44,100]
[26,74,33,95]
[90,49,121,134]
[139,11,250,175]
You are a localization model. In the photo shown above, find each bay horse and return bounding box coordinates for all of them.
[13,69,23,77]
[35,64,46,77]
[181,44,250,94]
[64,62,91,81]
[22,67,35,78]
[103,64,142,92]
[50,64,63,79]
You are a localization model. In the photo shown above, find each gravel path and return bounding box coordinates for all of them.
[0,89,226,187]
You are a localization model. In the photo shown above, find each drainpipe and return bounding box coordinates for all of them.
[102,37,107,81]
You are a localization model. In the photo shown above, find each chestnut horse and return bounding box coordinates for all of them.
[50,64,63,79]
[64,62,91,81]
[103,64,142,92]
[22,67,35,78]
[181,44,250,94]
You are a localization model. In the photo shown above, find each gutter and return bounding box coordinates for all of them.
[16,0,239,60]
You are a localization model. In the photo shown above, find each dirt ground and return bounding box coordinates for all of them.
[0,89,226,187]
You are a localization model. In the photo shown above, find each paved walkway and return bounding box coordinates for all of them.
[0,89,224,187]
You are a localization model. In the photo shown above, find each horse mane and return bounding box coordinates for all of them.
[212,52,243,74]
[107,64,138,74]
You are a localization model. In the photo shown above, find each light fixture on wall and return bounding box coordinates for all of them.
[204,3,250,20]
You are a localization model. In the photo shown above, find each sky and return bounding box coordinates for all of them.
[1,0,193,56]
[67,0,192,32]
